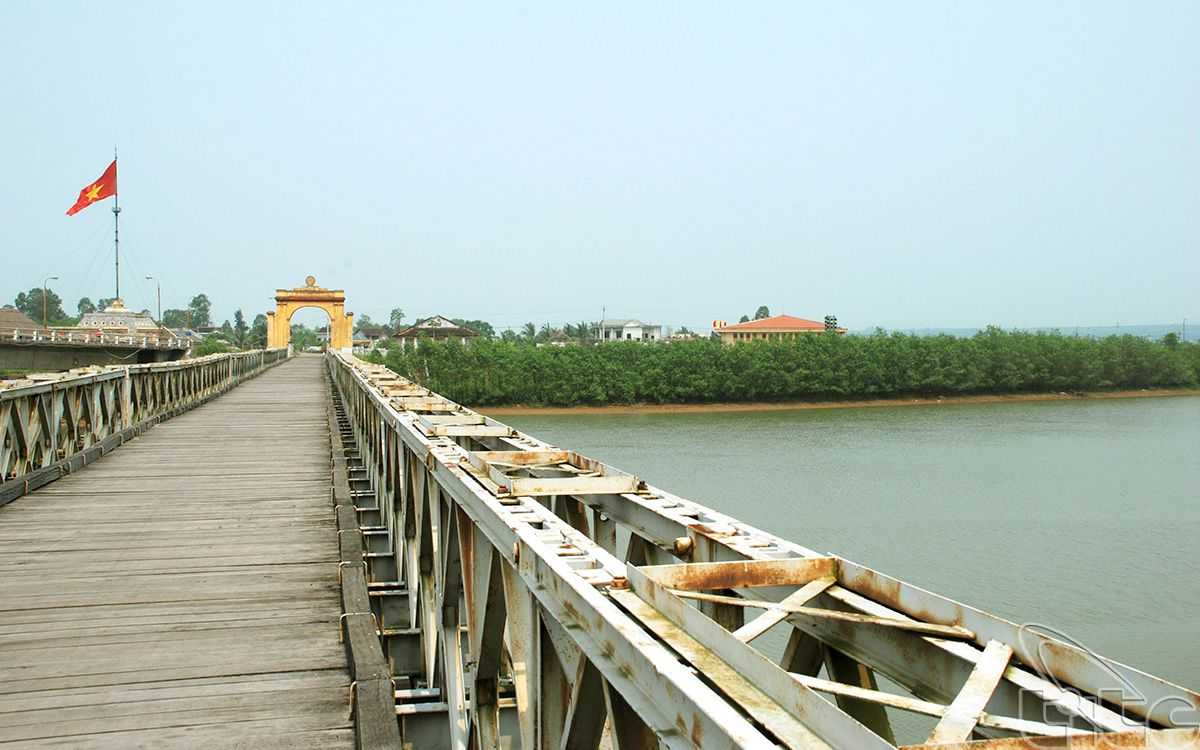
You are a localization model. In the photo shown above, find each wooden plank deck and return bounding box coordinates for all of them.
[0,356,354,748]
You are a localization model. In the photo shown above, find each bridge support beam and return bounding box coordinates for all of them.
[324,352,1200,750]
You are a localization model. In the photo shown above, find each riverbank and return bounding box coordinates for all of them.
[478,387,1200,416]
[369,330,1200,408]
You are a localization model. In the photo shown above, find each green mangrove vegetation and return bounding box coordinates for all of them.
[365,328,1200,407]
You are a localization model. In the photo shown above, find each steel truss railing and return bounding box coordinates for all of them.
[0,348,288,503]
[327,351,1199,750]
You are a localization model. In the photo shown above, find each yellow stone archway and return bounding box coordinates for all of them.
[266,276,354,352]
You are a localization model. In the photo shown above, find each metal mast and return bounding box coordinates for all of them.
[112,146,121,301]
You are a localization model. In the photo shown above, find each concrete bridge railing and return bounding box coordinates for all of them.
[0,348,287,504]
[4,326,191,349]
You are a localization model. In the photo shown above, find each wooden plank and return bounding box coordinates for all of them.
[354,677,403,749]
[927,640,1014,744]
[0,357,354,748]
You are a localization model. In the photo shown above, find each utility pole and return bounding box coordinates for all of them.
[145,275,161,324]
[42,275,59,328]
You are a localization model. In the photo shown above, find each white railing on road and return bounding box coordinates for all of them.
[2,327,190,349]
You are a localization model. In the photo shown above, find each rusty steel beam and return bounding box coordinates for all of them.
[326,352,1200,750]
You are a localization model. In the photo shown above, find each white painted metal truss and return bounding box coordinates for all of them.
[327,351,1200,750]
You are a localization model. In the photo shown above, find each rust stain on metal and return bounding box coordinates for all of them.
[846,570,969,629]
[899,727,1200,749]
[688,522,737,538]
[643,557,838,592]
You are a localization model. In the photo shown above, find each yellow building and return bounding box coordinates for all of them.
[266,277,354,352]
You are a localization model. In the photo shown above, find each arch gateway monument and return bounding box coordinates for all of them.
[266,276,354,352]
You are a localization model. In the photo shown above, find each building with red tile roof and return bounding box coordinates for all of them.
[712,314,845,343]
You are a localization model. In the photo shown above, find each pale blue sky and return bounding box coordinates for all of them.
[2,2,1196,333]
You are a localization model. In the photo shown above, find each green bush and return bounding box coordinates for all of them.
[369,329,1200,407]
[194,337,230,356]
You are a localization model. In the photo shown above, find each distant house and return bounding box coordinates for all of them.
[0,306,40,332]
[598,319,662,342]
[537,329,575,348]
[356,326,390,344]
[393,315,480,349]
[713,314,845,343]
[353,325,391,353]
[169,328,205,342]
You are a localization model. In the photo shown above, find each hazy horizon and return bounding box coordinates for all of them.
[3,3,1196,334]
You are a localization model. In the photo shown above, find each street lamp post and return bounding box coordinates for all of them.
[145,275,161,324]
[42,275,59,328]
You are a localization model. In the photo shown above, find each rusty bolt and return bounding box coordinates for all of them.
[672,536,694,559]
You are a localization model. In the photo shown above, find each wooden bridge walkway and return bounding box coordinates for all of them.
[0,356,352,748]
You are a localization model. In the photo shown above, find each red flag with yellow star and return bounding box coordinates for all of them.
[66,160,117,216]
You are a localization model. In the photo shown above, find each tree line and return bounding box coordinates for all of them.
[8,286,220,329]
[8,287,627,351]
[364,328,1200,406]
[7,286,270,354]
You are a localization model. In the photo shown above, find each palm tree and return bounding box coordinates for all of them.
[522,322,536,341]
[577,320,593,343]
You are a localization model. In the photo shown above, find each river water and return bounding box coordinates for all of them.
[501,395,1200,690]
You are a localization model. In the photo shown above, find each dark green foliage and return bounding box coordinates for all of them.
[370,327,1200,407]
[452,319,495,338]
[194,337,230,356]
[13,287,68,324]
[161,309,185,328]
[232,309,249,347]
[249,314,268,347]
[290,324,321,350]
[354,313,375,333]
[188,294,213,329]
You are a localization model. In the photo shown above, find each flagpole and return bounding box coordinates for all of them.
[112,146,121,301]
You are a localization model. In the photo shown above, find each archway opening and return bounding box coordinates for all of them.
[266,277,354,352]
[288,306,333,353]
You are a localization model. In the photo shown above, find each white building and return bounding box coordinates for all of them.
[393,315,481,349]
[598,318,663,342]
[78,299,163,334]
